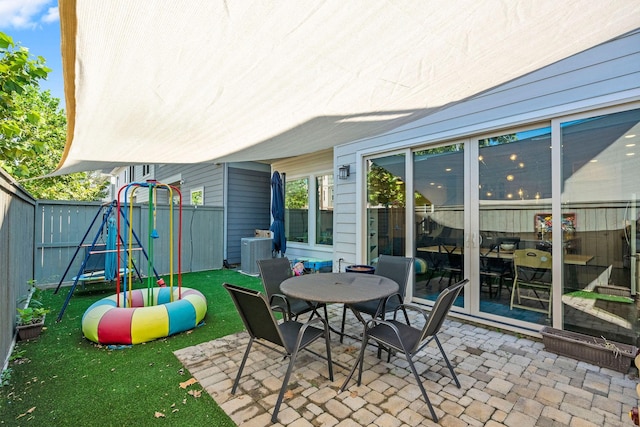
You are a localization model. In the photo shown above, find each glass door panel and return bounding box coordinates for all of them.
[366,154,406,262]
[560,108,640,345]
[478,127,552,325]
[413,143,465,305]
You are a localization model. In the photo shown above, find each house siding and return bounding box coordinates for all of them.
[153,163,225,206]
[226,165,271,265]
[334,29,640,264]
[271,150,335,263]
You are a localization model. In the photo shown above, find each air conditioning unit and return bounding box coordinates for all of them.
[241,237,273,275]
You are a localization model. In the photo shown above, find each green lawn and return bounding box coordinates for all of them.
[1,269,262,426]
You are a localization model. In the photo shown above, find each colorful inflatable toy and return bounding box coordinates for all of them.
[82,287,207,344]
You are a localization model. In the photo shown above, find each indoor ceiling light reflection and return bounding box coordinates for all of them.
[626,143,636,147]
[509,154,517,161]
[625,134,636,138]
[506,174,514,181]
[445,168,452,172]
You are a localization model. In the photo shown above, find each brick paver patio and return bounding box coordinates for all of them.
[174,305,637,426]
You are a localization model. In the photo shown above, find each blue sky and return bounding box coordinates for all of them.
[0,0,64,107]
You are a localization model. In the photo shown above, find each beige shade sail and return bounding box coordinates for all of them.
[54,0,640,175]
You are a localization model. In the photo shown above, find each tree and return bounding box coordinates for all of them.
[0,31,50,160]
[285,178,308,209]
[367,164,405,207]
[0,31,107,200]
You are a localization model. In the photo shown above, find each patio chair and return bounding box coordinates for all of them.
[257,257,327,321]
[510,249,553,317]
[340,278,468,422]
[439,238,463,287]
[479,237,517,299]
[223,283,333,423]
[339,254,413,344]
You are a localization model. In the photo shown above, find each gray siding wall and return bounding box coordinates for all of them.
[0,170,35,369]
[334,30,640,264]
[226,166,271,264]
[154,163,225,206]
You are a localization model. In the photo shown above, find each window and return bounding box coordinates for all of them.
[315,174,333,245]
[285,178,309,243]
[190,187,204,206]
[142,164,151,176]
[284,174,334,247]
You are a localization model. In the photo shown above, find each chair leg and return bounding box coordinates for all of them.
[406,353,438,422]
[231,337,254,394]
[433,335,460,388]
[323,321,334,381]
[272,347,299,423]
[339,333,369,393]
[339,305,348,343]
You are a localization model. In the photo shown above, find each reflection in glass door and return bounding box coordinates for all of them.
[559,108,640,345]
[366,154,406,262]
[412,143,465,306]
[477,127,552,325]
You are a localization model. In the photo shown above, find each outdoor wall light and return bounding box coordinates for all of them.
[338,164,350,180]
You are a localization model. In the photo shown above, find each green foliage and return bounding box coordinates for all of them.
[367,164,405,207]
[0,32,50,159]
[0,368,11,387]
[16,307,50,325]
[285,177,309,209]
[0,31,108,200]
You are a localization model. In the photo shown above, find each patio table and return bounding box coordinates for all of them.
[280,272,399,343]
[280,272,398,305]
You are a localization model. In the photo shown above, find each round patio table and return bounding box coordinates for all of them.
[280,272,398,305]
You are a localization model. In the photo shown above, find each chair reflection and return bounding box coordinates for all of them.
[510,249,553,317]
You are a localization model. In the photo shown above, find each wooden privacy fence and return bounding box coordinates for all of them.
[0,171,36,370]
[35,201,224,286]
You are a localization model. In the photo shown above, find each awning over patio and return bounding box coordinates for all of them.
[54,0,640,175]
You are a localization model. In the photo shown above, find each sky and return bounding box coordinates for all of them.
[0,0,65,107]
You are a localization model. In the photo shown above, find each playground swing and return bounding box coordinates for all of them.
[54,200,163,321]
[80,181,207,345]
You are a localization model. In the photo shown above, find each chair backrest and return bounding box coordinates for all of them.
[513,249,552,283]
[513,249,551,268]
[375,254,413,297]
[420,279,467,343]
[223,283,287,350]
[257,257,292,298]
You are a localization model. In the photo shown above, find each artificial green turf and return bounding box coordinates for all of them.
[0,269,263,426]
[565,290,634,304]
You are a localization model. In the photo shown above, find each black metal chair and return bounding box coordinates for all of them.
[479,237,518,299]
[340,278,468,422]
[339,255,413,343]
[257,257,327,321]
[223,283,333,423]
[439,238,463,286]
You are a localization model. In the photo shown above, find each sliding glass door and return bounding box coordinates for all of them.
[476,127,552,325]
[559,108,640,344]
[412,143,465,306]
